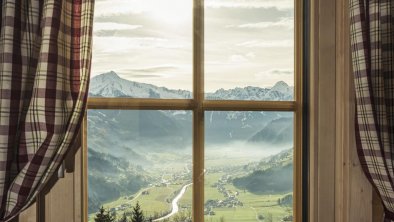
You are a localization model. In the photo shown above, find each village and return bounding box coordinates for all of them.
[107,166,192,216]
[204,174,244,216]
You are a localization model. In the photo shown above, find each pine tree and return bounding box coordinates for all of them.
[95,206,115,222]
[131,202,145,222]
[118,212,129,222]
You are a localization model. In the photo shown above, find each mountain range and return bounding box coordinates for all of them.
[87,71,295,212]
[89,71,294,101]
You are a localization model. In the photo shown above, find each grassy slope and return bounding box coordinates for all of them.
[204,172,292,222]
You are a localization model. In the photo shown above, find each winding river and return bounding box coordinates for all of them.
[153,183,193,221]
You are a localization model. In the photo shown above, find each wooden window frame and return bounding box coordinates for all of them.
[81,0,304,221]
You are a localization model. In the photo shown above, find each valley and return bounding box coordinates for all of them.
[87,72,294,222]
[88,148,293,222]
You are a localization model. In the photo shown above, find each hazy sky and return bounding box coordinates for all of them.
[91,0,294,91]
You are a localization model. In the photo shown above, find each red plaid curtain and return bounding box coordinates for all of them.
[350,0,394,221]
[0,1,94,221]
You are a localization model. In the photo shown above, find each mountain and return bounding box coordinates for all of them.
[87,71,295,212]
[248,117,293,145]
[271,81,294,95]
[89,71,293,101]
[88,149,149,213]
[233,149,293,194]
[88,71,294,145]
[207,84,293,101]
[89,71,192,99]
[87,109,192,155]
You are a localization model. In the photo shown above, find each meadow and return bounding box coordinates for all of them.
[89,171,292,222]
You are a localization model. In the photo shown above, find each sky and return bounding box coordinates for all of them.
[91,0,294,92]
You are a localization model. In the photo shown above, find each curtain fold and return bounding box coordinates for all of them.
[350,0,394,221]
[0,1,94,221]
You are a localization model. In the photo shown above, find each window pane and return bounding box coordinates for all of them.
[205,111,294,221]
[90,0,193,98]
[205,0,294,101]
[88,110,192,221]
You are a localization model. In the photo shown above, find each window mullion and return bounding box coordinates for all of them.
[192,0,204,221]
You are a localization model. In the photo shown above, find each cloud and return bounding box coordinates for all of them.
[122,74,163,78]
[206,0,293,10]
[237,39,293,48]
[227,17,293,29]
[108,66,181,79]
[94,22,142,32]
[228,52,255,63]
[255,69,293,78]
[94,0,143,17]
[95,0,293,18]
[94,0,192,18]
[229,55,248,63]
[93,36,185,52]
[120,66,179,74]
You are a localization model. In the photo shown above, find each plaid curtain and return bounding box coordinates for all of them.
[350,0,394,221]
[0,1,94,221]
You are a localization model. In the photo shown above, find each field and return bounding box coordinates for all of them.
[203,172,292,222]
[89,145,293,222]
[88,184,190,221]
[89,170,292,222]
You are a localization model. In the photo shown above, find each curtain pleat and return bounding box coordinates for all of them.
[350,0,394,221]
[0,1,94,221]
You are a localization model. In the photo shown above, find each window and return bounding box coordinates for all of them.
[84,0,303,221]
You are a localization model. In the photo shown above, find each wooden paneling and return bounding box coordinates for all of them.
[312,1,336,222]
[38,141,82,222]
[308,0,319,220]
[335,0,376,221]
[309,0,377,221]
[335,0,350,220]
[17,203,36,222]
[373,190,384,222]
[18,138,83,222]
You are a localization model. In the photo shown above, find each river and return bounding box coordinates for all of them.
[153,183,193,221]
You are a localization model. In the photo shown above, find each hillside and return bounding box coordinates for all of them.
[233,149,293,194]
[88,71,294,145]
[248,117,293,145]
[88,149,149,213]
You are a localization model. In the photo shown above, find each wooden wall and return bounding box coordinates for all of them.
[15,138,83,222]
[15,0,383,221]
[309,0,383,221]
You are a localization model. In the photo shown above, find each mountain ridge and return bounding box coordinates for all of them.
[89,71,294,100]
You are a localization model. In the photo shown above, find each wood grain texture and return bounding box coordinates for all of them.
[309,0,376,221]
[203,100,295,111]
[317,0,337,221]
[88,98,195,110]
[335,0,375,221]
[293,0,304,221]
[373,190,384,221]
[192,0,205,220]
[73,143,83,222]
[17,203,36,222]
[335,0,351,221]
[17,136,83,222]
[308,0,319,220]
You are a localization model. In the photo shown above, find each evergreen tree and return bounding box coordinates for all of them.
[94,206,115,222]
[118,212,129,222]
[131,202,145,222]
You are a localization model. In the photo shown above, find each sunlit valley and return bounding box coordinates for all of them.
[88,72,294,222]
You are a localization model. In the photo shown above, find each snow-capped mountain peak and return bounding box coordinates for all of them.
[89,71,293,100]
[270,81,293,95]
[89,71,192,99]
